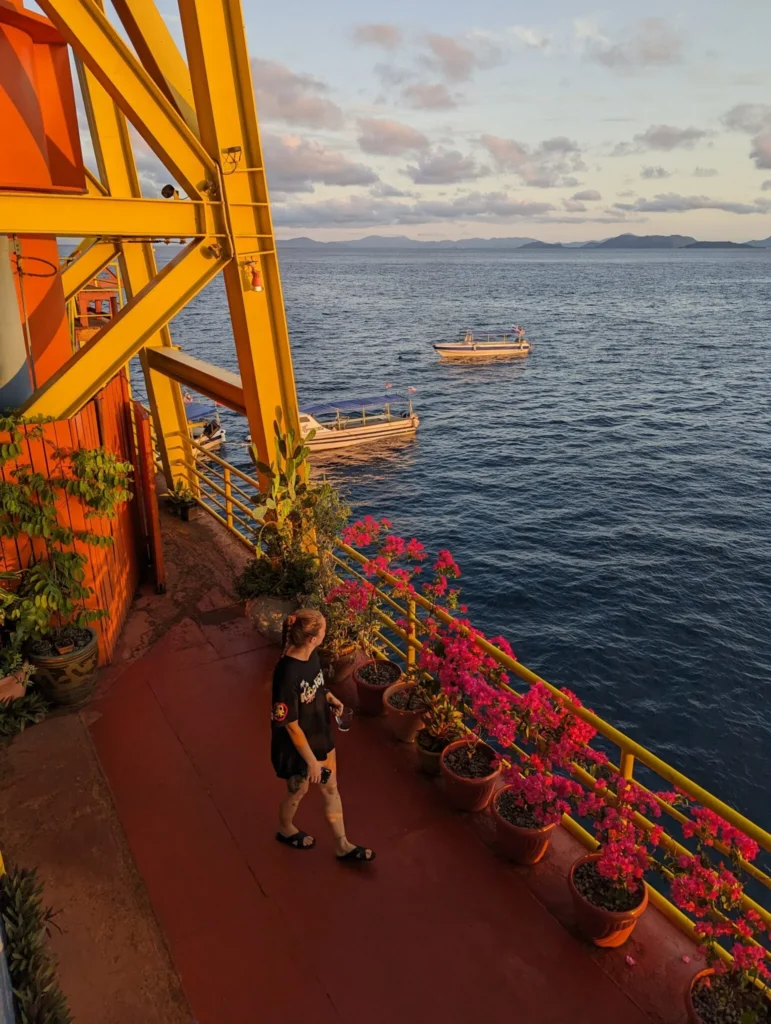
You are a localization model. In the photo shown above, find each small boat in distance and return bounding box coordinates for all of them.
[434,329,532,361]
[300,394,419,453]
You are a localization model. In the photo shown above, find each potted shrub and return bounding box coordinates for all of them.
[414,689,464,774]
[382,669,427,743]
[239,413,353,646]
[493,681,598,864]
[569,775,662,947]
[0,417,132,709]
[165,478,197,520]
[334,517,426,715]
[662,803,771,1023]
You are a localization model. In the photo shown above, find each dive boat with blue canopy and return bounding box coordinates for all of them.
[183,395,226,452]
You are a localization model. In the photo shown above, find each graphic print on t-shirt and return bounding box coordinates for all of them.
[272,702,288,722]
[300,671,324,705]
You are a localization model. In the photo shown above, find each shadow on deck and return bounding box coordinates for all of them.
[3,510,698,1023]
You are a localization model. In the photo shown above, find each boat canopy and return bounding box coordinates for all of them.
[303,394,410,417]
[185,401,216,421]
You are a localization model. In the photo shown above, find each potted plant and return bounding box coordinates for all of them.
[335,517,426,715]
[493,682,598,864]
[569,775,662,947]
[414,689,465,774]
[0,417,132,709]
[236,550,320,644]
[382,668,428,743]
[165,478,197,520]
[661,803,771,1023]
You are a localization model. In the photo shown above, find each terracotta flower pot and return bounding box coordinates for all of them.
[440,739,501,812]
[28,628,99,710]
[0,671,26,703]
[491,787,556,865]
[352,658,402,716]
[568,853,648,948]
[382,682,425,743]
[416,733,445,775]
[244,596,297,645]
[685,969,714,1024]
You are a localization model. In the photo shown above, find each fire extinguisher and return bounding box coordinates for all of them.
[248,261,263,292]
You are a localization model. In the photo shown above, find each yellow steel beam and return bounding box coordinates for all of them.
[85,168,108,196]
[77,47,197,484]
[0,192,212,238]
[61,240,119,302]
[21,241,228,420]
[110,0,199,135]
[35,0,215,198]
[145,348,246,414]
[178,0,300,466]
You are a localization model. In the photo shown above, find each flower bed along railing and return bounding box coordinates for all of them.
[160,429,771,995]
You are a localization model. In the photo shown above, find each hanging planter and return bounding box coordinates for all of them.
[568,853,648,948]
[352,658,402,716]
[440,739,501,812]
[491,786,557,865]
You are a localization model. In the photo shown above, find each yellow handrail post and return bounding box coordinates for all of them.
[224,466,234,531]
[406,599,417,669]
[619,749,635,780]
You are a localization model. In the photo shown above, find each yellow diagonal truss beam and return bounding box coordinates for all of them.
[0,192,214,238]
[35,0,214,198]
[145,348,246,414]
[85,168,108,196]
[178,0,300,467]
[22,242,228,420]
[77,44,196,483]
[111,0,199,135]
[61,240,119,302]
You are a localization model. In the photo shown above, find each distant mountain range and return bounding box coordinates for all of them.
[279,232,771,250]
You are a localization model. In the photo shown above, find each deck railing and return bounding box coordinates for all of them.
[163,428,771,966]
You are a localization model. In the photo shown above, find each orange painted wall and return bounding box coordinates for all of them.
[0,374,141,665]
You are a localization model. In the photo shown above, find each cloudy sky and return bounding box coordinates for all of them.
[108,1,771,240]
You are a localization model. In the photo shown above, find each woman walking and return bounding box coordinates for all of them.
[271,609,375,862]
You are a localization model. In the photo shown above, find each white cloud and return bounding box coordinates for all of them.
[404,148,488,185]
[613,124,712,155]
[422,33,502,83]
[641,165,671,179]
[613,192,771,215]
[353,24,402,50]
[572,189,602,200]
[263,134,378,193]
[251,59,344,130]
[357,118,429,156]
[507,25,553,54]
[401,82,457,110]
[563,199,586,212]
[272,190,556,228]
[762,180,771,192]
[480,133,586,187]
[575,18,685,70]
[722,104,771,170]
[693,167,718,178]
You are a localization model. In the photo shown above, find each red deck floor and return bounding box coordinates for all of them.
[89,605,661,1024]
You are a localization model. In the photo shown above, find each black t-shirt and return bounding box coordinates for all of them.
[270,652,334,779]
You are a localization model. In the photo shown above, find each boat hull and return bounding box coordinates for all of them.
[306,415,419,452]
[434,343,531,361]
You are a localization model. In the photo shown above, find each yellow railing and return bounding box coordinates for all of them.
[163,429,771,960]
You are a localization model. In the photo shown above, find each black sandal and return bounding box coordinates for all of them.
[337,845,376,863]
[276,830,315,850]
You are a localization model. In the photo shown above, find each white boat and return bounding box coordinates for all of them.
[184,398,226,453]
[300,395,419,453]
[434,329,532,361]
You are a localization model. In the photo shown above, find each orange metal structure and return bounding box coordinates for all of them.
[1,0,141,663]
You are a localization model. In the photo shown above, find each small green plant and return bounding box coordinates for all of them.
[165,479,196,507]
[0,865,72,1023]
[0,689,48,741]
[415,685,465,753]
[0,413,133,652]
